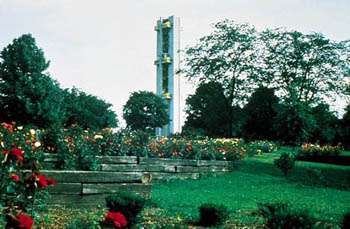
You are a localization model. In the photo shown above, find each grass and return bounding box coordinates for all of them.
[25,149,350,228]
[152,149,350,226]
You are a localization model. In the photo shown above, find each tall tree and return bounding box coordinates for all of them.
[273,102,317,145]
[310,103,339,144]
[0,34,64,128]
[123,91,169,131]
[260,29,350,106]
[242,86,279,140]
[63,88,118,130]
[183,20,258,136]
[340,104,350,149]
[183,82,230,137]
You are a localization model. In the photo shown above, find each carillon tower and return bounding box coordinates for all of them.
[155,16,176,136]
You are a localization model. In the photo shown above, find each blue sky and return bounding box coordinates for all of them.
[0,0,349,130]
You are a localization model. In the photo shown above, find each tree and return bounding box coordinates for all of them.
[260,29,350,106]
[340,104,350,149]
[0,34,65,128]
[183,82,230,137]
[63,88,118,130]
[273,102,317,145]
[183,20,258,136]
[123,91,169,131]
[310,103,339,144]
[242,86,279,140]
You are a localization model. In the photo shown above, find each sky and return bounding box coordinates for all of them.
[0,0,349,131]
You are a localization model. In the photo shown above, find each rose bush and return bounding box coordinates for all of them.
[0,122,56,229]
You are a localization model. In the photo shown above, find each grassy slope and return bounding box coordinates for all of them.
[152,149,350,225]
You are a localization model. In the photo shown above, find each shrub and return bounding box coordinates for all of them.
[105,192,146,226]
[116,129,151,157]
[257,202,314,229]
[342,212,350,229]
[0,123,56,228]
[274,152,295,176]
[245,140,278,156]
[298,144,342,157]
[198,203,229,227]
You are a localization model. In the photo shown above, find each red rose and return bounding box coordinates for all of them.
[2,149,9,155]
[37,175,48,188]
[46,177,57,186]
[105,211,128,228]
[11,148,24,161]
[2,122,13,132]
[17,212,33,229]
[10,174,20,182]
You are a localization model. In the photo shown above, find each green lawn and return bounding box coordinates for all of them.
[152,150,350,226]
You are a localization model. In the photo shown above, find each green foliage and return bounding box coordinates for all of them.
[63,88,118,130]
[273,103,316,145]
[147,137,246,161]
[242,87,279,140]
[183,20,258,137]
[184,82,230,137]
[115,129,151,157]
[44,126,119,170]
[298,144,342,157]
[310,103,339,144]
[0,34,65,128]
[257,202,314,229]
[274,152,295,176]
[340,104,350,149]
[260,29,350,106]
[65,218,98,229]
[198,203,229,227]
[106,192,146,226]
[245,140,278,156]
[123,91,169,131]
[0,123,55,227]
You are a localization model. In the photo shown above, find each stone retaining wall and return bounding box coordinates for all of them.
[43,155,234,207]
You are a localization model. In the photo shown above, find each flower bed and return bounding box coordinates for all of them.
[297,144,349,166]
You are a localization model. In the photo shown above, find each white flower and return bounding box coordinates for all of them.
[34,141,41,148]
[17,126,23,130]
[94,134,103,140]
[30,129,36,135]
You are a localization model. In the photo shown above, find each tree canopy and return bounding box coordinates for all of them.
[242,86,279,140]
[183,20,258,136]
[0,34,65,128]
[260,29,350,105]
[183,82,231,137]
[63,88,118,130]
[123,91,169,131]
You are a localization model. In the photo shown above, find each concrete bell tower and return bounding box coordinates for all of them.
[155,16,176,136]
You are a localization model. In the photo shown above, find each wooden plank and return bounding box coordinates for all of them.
[48,183,81,194]
[100,164,175,172]
[42,170,143,183]
[82,183,151,195]
[139,158,198,166]
[176,165,231,173]
[150,172,200,180]
[49,192,151,207]
[97,156,138,164]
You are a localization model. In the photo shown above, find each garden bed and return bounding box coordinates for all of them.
[43,155,234,207]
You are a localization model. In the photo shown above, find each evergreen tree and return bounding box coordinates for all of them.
[0,34,64,128]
